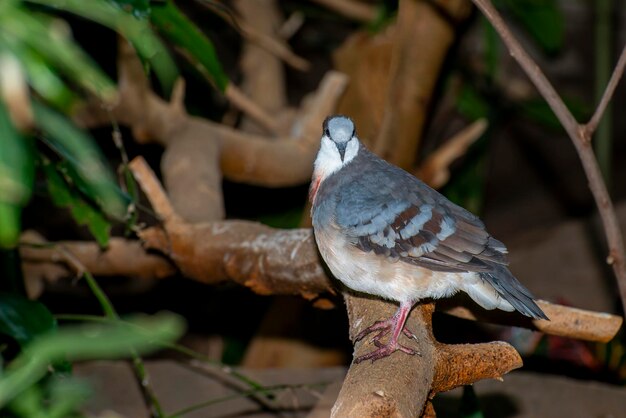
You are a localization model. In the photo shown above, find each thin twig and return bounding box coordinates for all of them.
[472,0,626,317]
[585,43,626,135]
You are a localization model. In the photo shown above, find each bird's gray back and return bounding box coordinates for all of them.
[311,142,547,320]
[313,146,505,271]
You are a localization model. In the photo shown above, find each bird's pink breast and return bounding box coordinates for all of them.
[309,175,322,203]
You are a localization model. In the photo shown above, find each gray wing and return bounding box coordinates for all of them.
[335,161,507,273]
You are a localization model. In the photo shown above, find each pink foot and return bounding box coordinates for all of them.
[354,339,419,363]
[353,301,420,364]
[354,318,417,342]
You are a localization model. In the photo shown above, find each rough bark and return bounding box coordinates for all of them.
[332,295,522,417]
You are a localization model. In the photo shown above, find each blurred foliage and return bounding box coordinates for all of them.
[0,1,235,416]
[42,158,112,247]
[0,0,234,249]
[28,0,179,95]
[0,293,56,349]
[0,95,34,247]
[0,269,186,417]
[0,0,241,254]
[107,0,231,91]
[150,0,230,91]
[0,312,185,415]
[34,101,128,217]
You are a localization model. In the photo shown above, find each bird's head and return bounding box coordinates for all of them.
[313,115,360,181]
[309,115,361,204]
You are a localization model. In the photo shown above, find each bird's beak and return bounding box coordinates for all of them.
[335,142,347,161]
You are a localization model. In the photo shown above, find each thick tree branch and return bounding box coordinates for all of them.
[332,296,522,417]
[22,226,622,344]
[472,0,626,317]
[433,341,521,393]
[73,41,348,189]
[332,297,436,418]
[130,156,332,299]
[442,300,622,344]
[20,234,176,280]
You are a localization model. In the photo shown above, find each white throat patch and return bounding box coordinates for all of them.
[313,135,360,181]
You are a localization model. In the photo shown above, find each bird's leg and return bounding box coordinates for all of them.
[354,301,420,363]
[354,302,417,342]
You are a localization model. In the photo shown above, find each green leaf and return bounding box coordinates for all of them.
[42,159,112,247]
[1,26,78,111]
[0,95,34,248]
[33,102,128,220]
[1,6,117,103]
[46,376,91,418]
[19,47,78,112]
[8,375,90,418]
[0,98,34,207]
[108,0,151,19]
[0,312,185,407]
[498,0,564,54]
[26,0,178,94]
[0,201,22,249]
[8,385,44,418]
[151,0,229,91]
[0,293,56,348]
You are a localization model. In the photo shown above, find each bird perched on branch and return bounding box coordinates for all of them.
[310,115,548,363]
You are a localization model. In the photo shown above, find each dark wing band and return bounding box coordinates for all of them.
[343,200,508,273]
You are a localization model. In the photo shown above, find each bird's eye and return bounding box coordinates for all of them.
[324,128,330,137]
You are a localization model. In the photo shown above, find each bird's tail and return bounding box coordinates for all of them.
[476,264,548,320]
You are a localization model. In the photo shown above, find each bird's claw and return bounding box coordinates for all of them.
[354,340,421,364]
[354,319,417,342]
